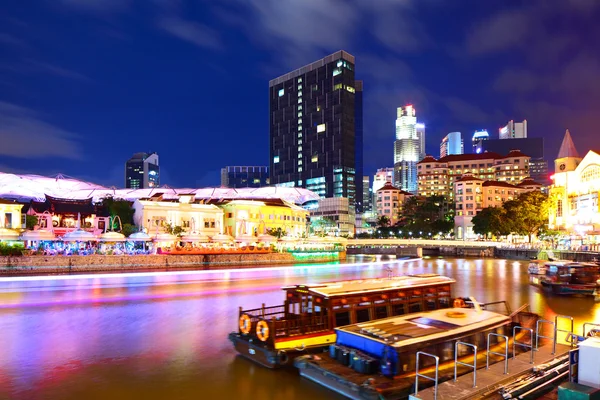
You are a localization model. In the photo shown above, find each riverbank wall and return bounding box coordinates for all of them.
[494,248,600,262]
[0,252,346,275]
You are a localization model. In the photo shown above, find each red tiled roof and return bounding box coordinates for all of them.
[503,149,530,158]
[517,178,542,187]
[482,181,519,188]
[438,152,503,163]
[418,155,438,164]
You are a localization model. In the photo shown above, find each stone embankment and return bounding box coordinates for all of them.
[0,252,344,275]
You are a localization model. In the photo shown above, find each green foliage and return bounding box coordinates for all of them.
[399,195,454,237]
[100,196,134,226]
[164,223,185,237]
[25,215,38,229]
[376,215,390,228]
[121,223,137,237]
[266,227,287,238]
[474,191,550,241]
[472,207,510,238]
[0,242,25,256]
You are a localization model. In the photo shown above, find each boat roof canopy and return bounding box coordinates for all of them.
[336,307,509,348]
[281,274,455,298]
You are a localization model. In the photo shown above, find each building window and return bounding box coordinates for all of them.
[333,68,342,77]
[273,156,279,163]
[317,124,326,133]
[317,105,321,112]
[298,98,302,104]
[298,167,303,172]
[311,155,318,163]
[298,85,302,91]
[278,89,284,97]
[333,83,343,91]
[557,199,563,217]
[297,77,302,83]
[298,112,302,118]
[346,86,355,93]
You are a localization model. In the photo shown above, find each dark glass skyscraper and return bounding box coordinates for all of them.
[220,166,270,188]
[125,152,159,189]
[269,50,361,210]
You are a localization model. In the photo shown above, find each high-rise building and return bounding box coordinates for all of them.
[362,175,371,212]
[393,105,425,193]
[269,50,361,210]
[125,152,159,189]
[499,120,527,139]
[372,168,394,194]
[440,132,463,158]
[220,166,270,188]
[472,130,489,153]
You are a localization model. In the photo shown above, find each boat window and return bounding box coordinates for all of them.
[356,308,370,323]
[392,303,406,316]
[335,311,351,327]
[409,301,422,313]
[375,306,388,319]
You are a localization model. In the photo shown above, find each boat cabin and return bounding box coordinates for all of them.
[238,274,455,345]
[545,262,600,285]
[334,307,511,377]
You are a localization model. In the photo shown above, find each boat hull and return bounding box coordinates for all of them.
[542,282,598,295]
[228,332,331,369]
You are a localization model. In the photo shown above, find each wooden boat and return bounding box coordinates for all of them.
[538,262,600,296]
[228,274,457,368]
[294,303,539,400]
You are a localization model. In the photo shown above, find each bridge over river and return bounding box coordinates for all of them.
[346,239,501,258]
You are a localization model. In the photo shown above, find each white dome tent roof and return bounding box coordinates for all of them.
[0,172,319,205]
[20,229,56,241]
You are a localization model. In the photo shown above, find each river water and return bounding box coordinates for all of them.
[0,257,598,400]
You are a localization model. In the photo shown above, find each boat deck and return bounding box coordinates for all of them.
[412,343,571,400]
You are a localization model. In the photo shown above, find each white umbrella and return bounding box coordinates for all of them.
[62,229,97,242]
[98,231,126,242]
[257,234,277,243]
[0,228,19,241]
[181,232,209,243]
[128,231,151,241]
[211,233,234,243]
[20,229,55,241]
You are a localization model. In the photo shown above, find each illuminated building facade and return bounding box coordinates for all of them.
[417,150,531,198]
[548,130,600,234]
[472,130,489,153]
[454,176,540,240]
[394,105,425,193]
[0,199,24,233]
[309,197,355,237]
[125,152,159,189]
[269,50,361,210]
[440,132,463,158]
[375,182,413,226]
[220,166,270,188]
[499,120,527,139]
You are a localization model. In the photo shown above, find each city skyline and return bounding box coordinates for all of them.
[1,2,599,188]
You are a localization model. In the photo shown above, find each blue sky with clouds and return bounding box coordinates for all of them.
[1,0,599,187]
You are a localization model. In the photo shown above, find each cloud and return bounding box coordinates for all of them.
[0,102,84,160]
[158,17,222,50]
[466,10,530,55]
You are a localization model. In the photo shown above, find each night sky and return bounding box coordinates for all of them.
[1,0,600,188]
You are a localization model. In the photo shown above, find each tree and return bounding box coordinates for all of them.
[514,191,550,242]
[376,215,390,228]
[25,215,38,230]
[121,223,137,237]
[266,227,287,238]
[472,207,509,238]
[164,222,185,237]
[100,196,135,228]
[502,191,550,242]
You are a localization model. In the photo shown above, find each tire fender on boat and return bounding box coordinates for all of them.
[256,320,269,342]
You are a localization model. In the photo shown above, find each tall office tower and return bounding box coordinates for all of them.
[393,105,425,193]
[362,175,371,212]
[220,166,270,188]
[269,50,361,210]
[472,130,489,153]
[440,132,463,158]
[125,152,159,189]
[499,120,527,139]
[354,80,364,212]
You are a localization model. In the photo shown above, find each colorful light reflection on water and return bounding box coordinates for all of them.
[0,257,598,400]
